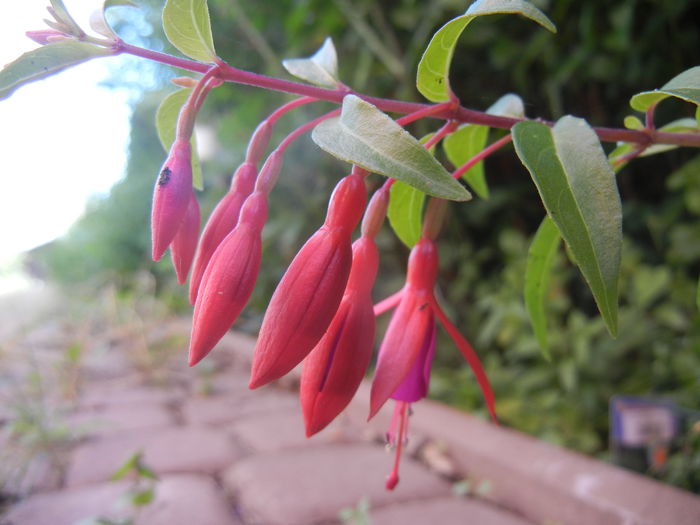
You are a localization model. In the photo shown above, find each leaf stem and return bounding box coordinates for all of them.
[114,41,700,148]
[452,134,513,180]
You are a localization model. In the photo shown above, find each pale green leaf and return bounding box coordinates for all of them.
[524,215,561,360]
[162,0,216,63]
[282,37,339,89]
[513,116,622,336]
[487,93,525,118]
[156,88,203,190]
[90,0,138,39]
[416,0,556,102]
[696,106,700,126]
[0,42,112,101]
[388,181,426,248]
[312,95,471,200]
[130,489,155,507]
[630,66,700,112]
[623,115,644,130]
[49,0,83,35]
[608,117,699,169]
[110,452,142,481]
[443,124,489,198]
[697,275,700,311]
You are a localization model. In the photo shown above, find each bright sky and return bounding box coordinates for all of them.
[0,1,132,265]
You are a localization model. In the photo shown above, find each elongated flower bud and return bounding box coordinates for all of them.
[249,173,367,389]
[189,162,257,304]
[188,191,268,366]
[170,191,200,285]
[151,139,193,261]
[301,237,378,436]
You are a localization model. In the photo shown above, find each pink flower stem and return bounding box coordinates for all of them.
[113,41,700,148]
[452,133,513,180]
[266,96,320,126]
[175,65,221,141]
[276,109,341,154]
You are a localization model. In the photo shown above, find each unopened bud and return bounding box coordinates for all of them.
[255,150,284,195]
[421,197,448,241]
[26,29,66,45]
[246,120,273,165]
[171,76,198,88]
[361,186,390,239]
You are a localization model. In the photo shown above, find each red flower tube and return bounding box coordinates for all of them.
[189,162,257,304]
[188,190,268,366]
[249,172,367,389]
[170,190,200,285]
[151,139,193,261]
[300,236,378,436]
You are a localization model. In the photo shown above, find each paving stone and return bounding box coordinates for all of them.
[67,403,174,438]
[135,474,242,525]
[181,389,299,426]
[66,426,242,486]
[227,409,361,453]
[371,496,534,525]
[2,479,131,525]
[222,443,451,525]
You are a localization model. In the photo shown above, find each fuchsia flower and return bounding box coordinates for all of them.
[189,162,257,303]
[188,190,268,366]
[151,139,193,261]
[249,172,367,389]
[300,236,378,436]
[170,191,200,285]
[371,237,497,490]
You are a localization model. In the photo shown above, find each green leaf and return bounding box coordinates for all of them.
[697,275,700,311]
[443,124,489,198]
[696,106,700,126]
[282,37,339,89]
[388,182,426,248]
[416,0,556,102]
[513,116,622,337]
[110,452,142,481]
[49,0,83,35]
[608,117,699,169]
[162,0,216,63]
[524,216,561,360]
[623,115,644,130]
[312,95,471,201]
[130,488,155,506]
[90,0,138,39]
[630,66,700,112]
[156,88,203,190]
[0,42,112,101]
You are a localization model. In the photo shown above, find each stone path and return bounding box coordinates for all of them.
[0,290,534,525]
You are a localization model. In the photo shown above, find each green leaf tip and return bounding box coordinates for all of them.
[630,65,700,112]
[513,116,622,337]
[311,94,471,201]
[416,0,556,102]
[524,215,561,360]
[282,37,339,89]
[162,0,216,63]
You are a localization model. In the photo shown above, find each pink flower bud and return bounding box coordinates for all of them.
[26,29,66,45]
[188,191,268,366]
[170,191,200,285]
[151,140,193,261]
[189,162,257,304]
[300,237,378,436]
[249,173,367,389]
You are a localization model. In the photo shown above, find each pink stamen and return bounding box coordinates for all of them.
[386,401,409,490]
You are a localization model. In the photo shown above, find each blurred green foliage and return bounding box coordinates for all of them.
[32,0,700,490]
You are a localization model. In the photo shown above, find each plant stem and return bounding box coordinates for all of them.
[452,134,513,180]
[114,41,700,148]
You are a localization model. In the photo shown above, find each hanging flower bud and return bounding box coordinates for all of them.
[170,191,200,285]
[249,172,367,389]
[189,162,257,304]
[151,139,193,261]
[188,190,268,366]
[300,236,378,436]
[26,29,67,45]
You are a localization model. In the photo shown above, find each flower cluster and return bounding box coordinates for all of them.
[150,88,497,490]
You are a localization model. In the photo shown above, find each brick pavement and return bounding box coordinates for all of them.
[1,299,698,525]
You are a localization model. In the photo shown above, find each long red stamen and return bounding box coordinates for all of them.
[431,298,498,424]
[386,401,409,490]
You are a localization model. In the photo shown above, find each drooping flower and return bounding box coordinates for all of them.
[300,236,378,436]
[188,190,268,366]
[371,236,497,490]
[249,172,367,389]
[170,190,200,285]
[189,162,257,303]
[151,139,193,261]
